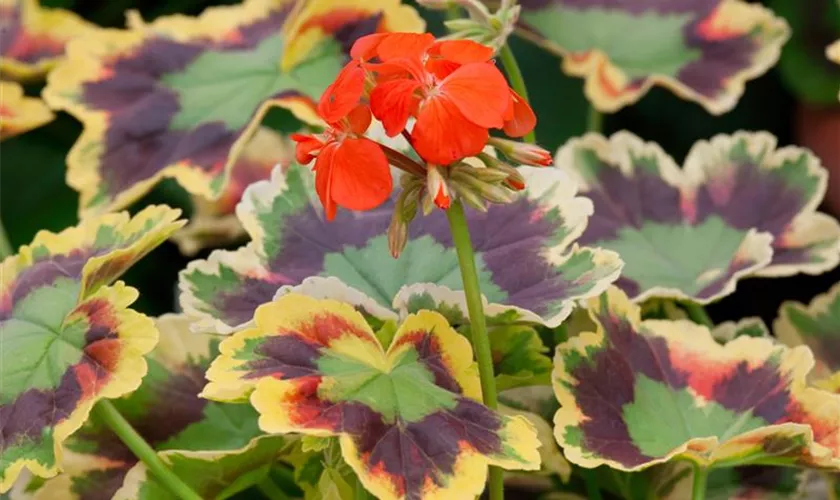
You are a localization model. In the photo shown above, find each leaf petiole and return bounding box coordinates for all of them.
[92,400,202,500]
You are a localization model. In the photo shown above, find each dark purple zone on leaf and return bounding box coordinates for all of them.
[0,250,90,320]
[566,309,793,467]
[214,197,571,326]
[78,5,298,199]
[0,325,119,464]
[69,362,208,500]
[247,332,502,500]
[519,0,758,98]
[576,156,810,298]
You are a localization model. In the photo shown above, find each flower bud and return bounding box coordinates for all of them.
[387,212,408,258]
[450,182,488,212]
[489,137,553,167]
[427,165,451,210]
[476,152,526,191]
[453,162,510,183]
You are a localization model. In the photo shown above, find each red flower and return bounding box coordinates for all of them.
[349,33,536,166]
[292,105,391,221]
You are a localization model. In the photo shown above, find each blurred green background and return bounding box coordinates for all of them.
[1,0,839,326]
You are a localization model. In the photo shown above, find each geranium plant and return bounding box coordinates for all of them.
[2,0,840,499]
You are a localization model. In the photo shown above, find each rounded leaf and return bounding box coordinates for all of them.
[519,0,790,113]
[42,0,423,216]
[204,294,541,500]
[557,131,840,303]
[553,287,840,471]
[0,81,53,140]
[179,163,623,333]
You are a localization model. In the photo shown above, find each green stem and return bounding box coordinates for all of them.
[583,469,604,500]
[257,476,290,500]
[354,477,370,500]
[0,218,13,259]
[498,43,536,144]
[445,200,504,500]
[587,105,603,133]
[683,302,714,328]
[691,463,708,500]
[93,401,202,500]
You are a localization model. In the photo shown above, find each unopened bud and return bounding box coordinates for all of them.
[421,190,436,216]
[450,171,517,206]
[453,162,510,183]
[477,152,527,191]
[450,183,488,212]
[427,165,451,210]
[400,184,421,222]
[387,213,408,259]
[488,138,553,167]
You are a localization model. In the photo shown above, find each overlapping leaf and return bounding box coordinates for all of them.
[553,286,840,471]
[42,0,424,216]
[203,294,541,500]
[171,127,295,256]
[558,131,840,303]
[5,314,282,499]
[112,437,284,500]
[180,163,622,333]
[0,206,184,492]
[517,0,790,113]
[775,282,840,392]
[0,0,94,81]
[0,80,52,139]
[659,463,807,500]
[712,317,770,343]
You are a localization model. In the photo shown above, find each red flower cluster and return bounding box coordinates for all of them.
[293,32,539,220]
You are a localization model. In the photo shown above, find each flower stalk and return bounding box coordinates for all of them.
[498,44,535,144]
[445,200,504,500]
[93,400,202,500]
[691,463,708,500]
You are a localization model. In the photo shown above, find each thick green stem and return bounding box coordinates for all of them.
[683,302,714,328]
[93,401,202,500]
[0,218,13,259]
[691,463,708,500]
[587,105,603,133]
[445,200,504,500]
[498,43,536,144]
[257,476,290,500]
[583,469,604,500]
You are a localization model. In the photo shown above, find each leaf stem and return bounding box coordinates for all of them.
[257,476,290,500]
[587,105,603,134]
[445,200,504,500]
[583,469,604,500]
[691,463,708,500]
[498,43,536,144]
[0,218,13,259]
[683,302,714,328]
[92,401,203,500]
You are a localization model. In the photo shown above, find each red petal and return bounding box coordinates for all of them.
[350,33,388,60]
[370,79,421,136]
[412,96,488,165]
[345,104,372,135]
[376,33,435,61]
[425,58,460,80]
[329,138,392,211]
[291,133,324,164]
[430,40,493,64]
[440,63,509,129]
[318,63,365,123]
[314,142,339,220]
[502,89,537,138]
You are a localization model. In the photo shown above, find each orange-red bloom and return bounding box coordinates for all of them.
[347,33,536,166]
[292,105,391,221]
